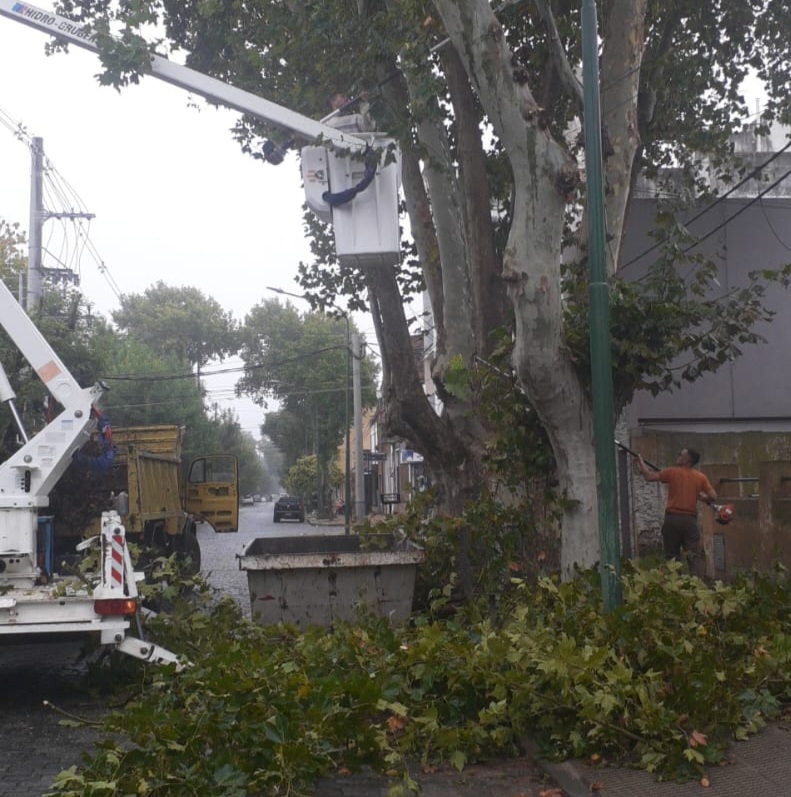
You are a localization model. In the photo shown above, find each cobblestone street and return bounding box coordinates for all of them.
[0,640,108,797]
[0,506,559,796]
[0,504,272,797]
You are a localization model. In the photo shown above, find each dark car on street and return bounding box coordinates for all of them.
[273,495,305,523]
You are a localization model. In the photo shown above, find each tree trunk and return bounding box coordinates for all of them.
[371,40,501,526]
[442,45,509,358]
[600,0,649,269]
[433,0,605,575]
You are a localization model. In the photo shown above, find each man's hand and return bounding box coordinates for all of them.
[636,454,660,482]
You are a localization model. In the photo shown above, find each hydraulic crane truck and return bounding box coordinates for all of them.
[0,0,402,662]
[0,277,182,666]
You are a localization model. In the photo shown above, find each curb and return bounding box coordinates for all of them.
[522,740,591,797]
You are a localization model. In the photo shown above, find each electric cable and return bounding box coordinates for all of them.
[676,163,791,253]
[620,141,791,272]
[0,106,125,302]
[757,196,791,254]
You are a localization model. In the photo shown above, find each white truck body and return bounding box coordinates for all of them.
[0,277,181,666]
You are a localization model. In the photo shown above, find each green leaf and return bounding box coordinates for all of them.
[450,749,467,772]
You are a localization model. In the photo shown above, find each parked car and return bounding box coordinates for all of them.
[273,495,305,523]
[241,494,255,506]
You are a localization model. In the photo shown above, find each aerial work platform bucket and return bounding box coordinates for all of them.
[302,134,401,268]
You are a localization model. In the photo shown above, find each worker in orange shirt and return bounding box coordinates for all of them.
[637,447,717,578]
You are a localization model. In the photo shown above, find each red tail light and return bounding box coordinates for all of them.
[94,598,138,616]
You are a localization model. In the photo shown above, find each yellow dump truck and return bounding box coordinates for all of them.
[49,425,239,573]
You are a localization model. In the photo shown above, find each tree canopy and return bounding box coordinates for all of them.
[113,282,239,375]
[237,298,378,497]
[50,0,791,576]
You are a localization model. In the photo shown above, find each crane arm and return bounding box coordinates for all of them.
[0,276,83,407]
[0,0,368,151]
[0,278,104,509]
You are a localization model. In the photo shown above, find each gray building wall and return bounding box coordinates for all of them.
[623,193,791,430]
[619,137,791,553]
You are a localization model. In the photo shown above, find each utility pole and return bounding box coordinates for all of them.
[26,137,95,311]
[352,332,365,521]
[581,0,622,610]
[26,137,44,311]
[313,401,320,515]
[342,316,351,533]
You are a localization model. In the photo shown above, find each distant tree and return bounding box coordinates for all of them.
[0,220,25,280]
[113,282,239,377]
[91,321,208,427]
[260,409,311,483]
[238,299,377,512]
[285,455,316,505]
[211,408,265,495]
[258,437,284,494]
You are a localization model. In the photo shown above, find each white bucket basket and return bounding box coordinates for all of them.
[302,134,401,268]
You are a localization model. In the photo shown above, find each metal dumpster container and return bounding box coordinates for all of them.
[238,534,424,628]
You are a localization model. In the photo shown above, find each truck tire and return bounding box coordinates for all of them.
[177,521,201,575]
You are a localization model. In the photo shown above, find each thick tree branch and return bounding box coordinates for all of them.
[442,44,508,360]
[379,71,446,356]
[599,0,648,271]
[533,0,584,117]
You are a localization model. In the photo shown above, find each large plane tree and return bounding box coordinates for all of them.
[59,0,791,575]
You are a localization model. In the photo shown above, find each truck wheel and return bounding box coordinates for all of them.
[177,522,202,575]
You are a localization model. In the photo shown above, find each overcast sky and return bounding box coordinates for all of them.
[0,7,327,439]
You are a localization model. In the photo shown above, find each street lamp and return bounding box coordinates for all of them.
[266,286,352,533]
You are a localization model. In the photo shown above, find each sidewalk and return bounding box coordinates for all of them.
[313,754,553,796]
[537,721,791,796]
[312,722,791,796]
[305,517,791,795]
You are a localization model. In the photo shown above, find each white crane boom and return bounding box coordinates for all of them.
[0,0,402,268]
[0,0,367,150]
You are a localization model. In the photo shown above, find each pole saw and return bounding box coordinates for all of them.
[614,439,735,525]
[614,438,661,471]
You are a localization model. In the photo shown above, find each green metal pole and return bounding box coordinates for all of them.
[344,315,352,533]
[581,0,622,610]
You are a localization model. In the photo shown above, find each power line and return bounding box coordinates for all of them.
[0,104,125,302]
[757,196,791,254]
[102,344,351,383]
[682,165,791,252]
[620,143,791,273]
